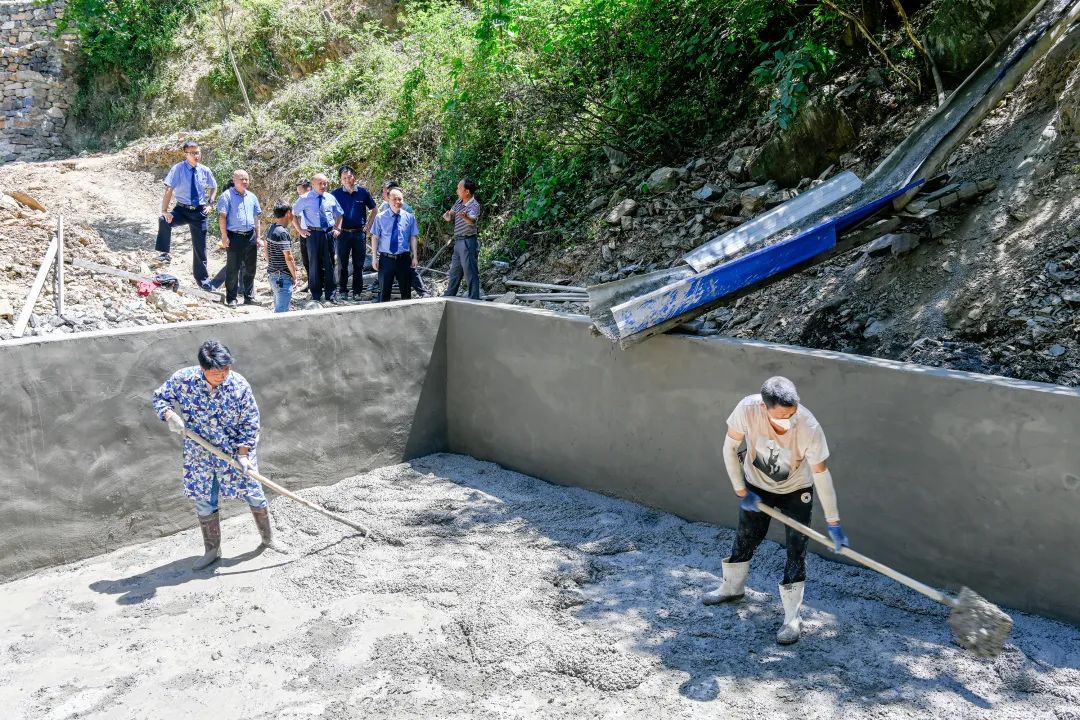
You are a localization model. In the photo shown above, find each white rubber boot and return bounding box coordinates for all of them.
[776,581,805,645]
[702,557,750,605]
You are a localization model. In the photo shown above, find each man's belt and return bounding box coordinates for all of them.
[379,251,411,258]
[340,227,364,232]
[175,203,202,210]
[228,229,254,236]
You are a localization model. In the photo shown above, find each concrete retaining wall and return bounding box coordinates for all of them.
[446,302,1080,625]
[0,300,446,579]
[4,298,1080,625]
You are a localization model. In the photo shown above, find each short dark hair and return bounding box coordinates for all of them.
[460,177,477,195]
[273,202,291,219]
[338,165,355,178]
[383,180,400,190]
[182,140,199,151]
[197,339,233,370]
[760,376,799,409]
[296,178,311,190]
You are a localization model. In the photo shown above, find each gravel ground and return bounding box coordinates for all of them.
[2,454,1078,719]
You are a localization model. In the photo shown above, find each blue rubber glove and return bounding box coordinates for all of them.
[827,523,849,553]
[238,455,253,475]
[739,490,761,513]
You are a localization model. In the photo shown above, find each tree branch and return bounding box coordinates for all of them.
[821,0,918,89]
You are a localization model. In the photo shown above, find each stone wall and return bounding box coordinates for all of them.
[0,0,75,162]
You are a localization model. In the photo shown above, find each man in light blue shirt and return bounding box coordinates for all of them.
[216,169,263,308]
[155,140,219,289]
[291,173,343,303]
[369,180,427,298]
[369,187,419,302]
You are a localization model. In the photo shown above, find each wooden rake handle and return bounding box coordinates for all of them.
[181,428,371,538]
[753,501,952,607]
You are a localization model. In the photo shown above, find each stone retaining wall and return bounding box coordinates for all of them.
[0,0,75,162]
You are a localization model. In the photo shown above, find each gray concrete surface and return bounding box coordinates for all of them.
[0,300,447,579]
[3,456,1078,719]
[445,302,1080,625]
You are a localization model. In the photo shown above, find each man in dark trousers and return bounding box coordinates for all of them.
[331,166,377,301]
[155,140,218,289]
[371,180,427,298]
[152,339,284,570]
[369,187,419,302]
[216,169,263,307]
[295,179,312,292]
[442,177,481,299]
[291,173,344,304]
[702,376,850,646]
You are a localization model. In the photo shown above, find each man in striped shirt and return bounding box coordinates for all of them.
[442,177,481,300]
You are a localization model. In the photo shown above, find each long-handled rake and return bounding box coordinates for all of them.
[181,428,372,540]
[754,502,1012,658]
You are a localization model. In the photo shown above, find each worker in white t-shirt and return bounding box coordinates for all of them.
[702,376,850,645]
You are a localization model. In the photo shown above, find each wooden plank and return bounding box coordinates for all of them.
[512,293,590,301]
[682,170,862,272]
[12,236,58,338]
[505,280,587,293]
[70,258,221,303]
[54,216,64,317]
[918,182,961,203]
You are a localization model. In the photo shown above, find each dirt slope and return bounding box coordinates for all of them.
[0,153,275,340]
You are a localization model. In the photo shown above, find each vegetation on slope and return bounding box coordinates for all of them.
[64,0,937,255]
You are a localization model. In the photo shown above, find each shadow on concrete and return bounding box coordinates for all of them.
[404,303,449,460]
[88,532,362,605]
[407,455,1077,712]
[89,547,271,604]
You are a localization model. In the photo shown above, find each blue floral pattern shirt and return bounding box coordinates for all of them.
[152,367,261,501]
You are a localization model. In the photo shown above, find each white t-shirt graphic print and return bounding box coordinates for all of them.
[726,395,829,494]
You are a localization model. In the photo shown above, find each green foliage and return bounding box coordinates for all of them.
[68,0,907,253]
[752,31,837,130]
[349,0,812,242]
[59,0,204,82]
[207,0,350,98]
[59,0,205,131]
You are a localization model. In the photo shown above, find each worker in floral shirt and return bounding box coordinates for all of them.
[152,339,282,569]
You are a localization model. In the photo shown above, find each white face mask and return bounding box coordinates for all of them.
[770,416,793,431]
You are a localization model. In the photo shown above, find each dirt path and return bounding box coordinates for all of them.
[1,455,1077,719]
[0,152,276,339]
